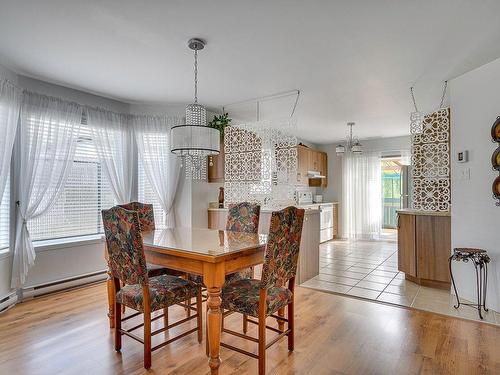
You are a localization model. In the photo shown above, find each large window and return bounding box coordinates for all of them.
[0,174,9,251]
[138,160,167,229]
[28,125,115,241]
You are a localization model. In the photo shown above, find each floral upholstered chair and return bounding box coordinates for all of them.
[102,206,202,369]
[106,201,179,328]
[225,202,261,282]
[118,201,156,232]
[220,206,305,375]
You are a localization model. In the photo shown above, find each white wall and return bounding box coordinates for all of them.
[319,135,411,236]
[450,58,500,312]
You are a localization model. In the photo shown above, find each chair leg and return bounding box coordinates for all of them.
[120,280,126,315]
[287,301,294,351]
[187,297,192,317]
[144,310,152,369]
[114,300,121,351]
[277,308,285,332]
[196,289,203,343]
[258,311,266,375]
[163,307,169,328]
[107,271,115,329]
[243,314,248,333]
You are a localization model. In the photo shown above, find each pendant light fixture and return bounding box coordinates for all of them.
[171,38,220,178]
[336,122,362,155]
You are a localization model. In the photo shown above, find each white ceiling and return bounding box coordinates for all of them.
[1,0,500,143]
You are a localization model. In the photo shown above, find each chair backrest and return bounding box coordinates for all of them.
[118,201,155,232]
[260,206,305,289]
[225,202,261,233]
[102,206,148,286]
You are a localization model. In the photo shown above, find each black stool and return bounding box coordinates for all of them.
[449,248,490,319]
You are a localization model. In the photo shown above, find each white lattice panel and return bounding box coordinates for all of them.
[411,108,451,211]
[224,119,297,208]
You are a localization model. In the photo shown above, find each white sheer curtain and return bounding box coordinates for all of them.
[0,79,21,202]
[342,152,382,240]
[132,115,181,228]
[87,108,133,204]
[12,92,82,287]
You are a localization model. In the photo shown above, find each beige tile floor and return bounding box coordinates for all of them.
[301,239,500,325]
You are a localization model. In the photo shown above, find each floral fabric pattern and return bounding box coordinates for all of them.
[225,202,260,281]
[221,278,292,317]
[188,266,253,287]
[260,206,305,289]
[116,274,199,312]
[118,202,179,277]
[225,202,260,233]
[118,201,155,232]
[102,206,148,286]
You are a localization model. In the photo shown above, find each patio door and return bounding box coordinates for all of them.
[382,157,403,229]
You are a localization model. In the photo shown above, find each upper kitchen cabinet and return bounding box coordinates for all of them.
[297,145,328,187]
[207,141,225,182]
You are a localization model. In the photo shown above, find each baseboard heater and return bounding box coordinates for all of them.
[21,270,107,300]
[0,292,18,313]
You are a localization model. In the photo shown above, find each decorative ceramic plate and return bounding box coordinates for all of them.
[492,117,500,142]
[493,147,500,171]
[493,175,500,199]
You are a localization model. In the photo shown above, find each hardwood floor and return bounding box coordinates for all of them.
[0,282,499,374]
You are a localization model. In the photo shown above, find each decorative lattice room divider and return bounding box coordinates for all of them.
[224,119,297,208]
[411,108,451,211]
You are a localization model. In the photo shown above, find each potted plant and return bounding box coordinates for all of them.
[208,112,232,139]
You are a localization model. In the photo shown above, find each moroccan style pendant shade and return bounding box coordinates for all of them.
[171,38,220,161]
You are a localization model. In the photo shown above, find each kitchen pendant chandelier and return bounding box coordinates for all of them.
[171,38,220,178]
[335,122,362,155]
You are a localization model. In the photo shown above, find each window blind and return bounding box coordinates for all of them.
[138,160,167,229]
[28,124,115,241]
[0,174,9,251]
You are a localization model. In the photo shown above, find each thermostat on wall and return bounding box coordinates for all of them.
[457,150,469,163]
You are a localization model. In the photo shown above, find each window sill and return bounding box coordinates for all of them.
[0,249,11,260]
[34,234,105,252]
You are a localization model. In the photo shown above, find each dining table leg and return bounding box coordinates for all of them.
[204,262,225,375]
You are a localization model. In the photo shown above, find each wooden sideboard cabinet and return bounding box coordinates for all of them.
[397,210,451,289]
[208,208,320,284]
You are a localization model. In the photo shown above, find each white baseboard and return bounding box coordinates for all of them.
[21,270,107,300]
[0,292,18,313]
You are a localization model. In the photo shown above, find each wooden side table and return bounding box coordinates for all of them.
[449,248,490,319]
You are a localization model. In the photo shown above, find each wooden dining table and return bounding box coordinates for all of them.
[141,227,268,375]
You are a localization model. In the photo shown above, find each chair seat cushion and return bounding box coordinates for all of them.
[116,275,199,312]
[221,278,292,318]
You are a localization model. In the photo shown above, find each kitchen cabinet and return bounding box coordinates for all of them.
[208,208,320,284]
[296,145,328,187]
[296,146,311,185]
[397,213,416,277]
[207,141,224,182]
[397,210,451,288]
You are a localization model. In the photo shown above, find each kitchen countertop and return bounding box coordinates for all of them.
[208,205,329,214]
[396,209,450,217]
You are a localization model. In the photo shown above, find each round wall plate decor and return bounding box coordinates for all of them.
[492,116,500,142]
[493,146,500,171]
[493,175,500,200]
